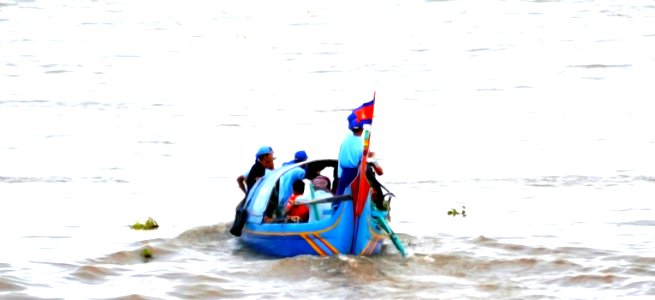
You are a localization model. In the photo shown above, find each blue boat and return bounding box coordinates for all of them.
[233,159,405,257]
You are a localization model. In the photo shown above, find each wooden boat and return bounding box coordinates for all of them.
[235,159,405,257]
[230,95,406,257]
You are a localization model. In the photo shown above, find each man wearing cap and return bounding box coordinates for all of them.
[244,146,276,195]
[336,116,383,196]
[277,150,309,212]
[282,150,308,166]
[230,145,275,236]
[336,117,365,196]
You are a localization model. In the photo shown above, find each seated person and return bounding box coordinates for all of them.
[312,175,333,197]
[282,150,308,166]
[278,166,306,210]
[284,180,309,223]
[299,176,334,222]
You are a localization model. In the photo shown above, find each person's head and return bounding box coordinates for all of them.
[256,146,275,169]
[347,113,364,135]
[292,179,305,195]
[350,126,363,135]
[312,176,330,192]
[294,150,308,163]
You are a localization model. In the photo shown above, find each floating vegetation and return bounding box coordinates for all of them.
[130,217,159,230]
[447,206,466,217]
[141,247,153,260]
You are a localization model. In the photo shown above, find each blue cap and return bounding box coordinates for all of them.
[348,113,361,129]
[294,150,308,162]
[255,146,273,158]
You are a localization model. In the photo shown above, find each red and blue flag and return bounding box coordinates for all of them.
[352,99,374,125]
[348,99,375,128]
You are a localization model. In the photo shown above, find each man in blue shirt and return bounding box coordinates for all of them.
[336,116,365,196]
[336,115,384,196]
[282,150,308,166]
[277,166,306,213]
[277,150,309,211]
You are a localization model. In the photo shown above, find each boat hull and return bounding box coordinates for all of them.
[353,195,388,256]
[241,201,359,257]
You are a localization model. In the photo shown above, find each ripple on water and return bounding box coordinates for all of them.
[0,176,71,183]
[68,265,116,284]
[102,294,160,300]
[168,284,229,299]
[553,274,626,287]
[89,242,171,266]
[270,255,389,283]
[0,276,26,292]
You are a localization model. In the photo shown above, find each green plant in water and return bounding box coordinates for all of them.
[130,217,159,230]
[141,247,153,260]
[447,206,466,217]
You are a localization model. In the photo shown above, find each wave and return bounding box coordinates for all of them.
[0,176,71,183]
[550,274,626,287]
[87,223,234,266]
[389,173,655,188]
[0,275,26,292]
[522,174,655,188]
[0,176,130,184]
[38,224,655,299]
[68,265,117,284]
[569,64,632,69]
[102,295,160,300]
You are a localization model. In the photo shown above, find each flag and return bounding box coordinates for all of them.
[348,99,375,128]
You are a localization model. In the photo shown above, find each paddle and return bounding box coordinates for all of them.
[374,216,408,257]
[308,182,320,221]
[293,194,352,206]
[229,198,247,236]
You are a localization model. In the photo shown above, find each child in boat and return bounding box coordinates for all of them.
[284,180,309,223]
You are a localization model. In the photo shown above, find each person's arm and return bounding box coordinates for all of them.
[368,152,384,175]
[372,162,384,175]
[237,175,246,194]
[283,196,296,215]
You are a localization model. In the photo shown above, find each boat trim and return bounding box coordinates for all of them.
[357,214,389,255]
[313,233,340,255]
[300,233,327,256]
[243,207,344,236]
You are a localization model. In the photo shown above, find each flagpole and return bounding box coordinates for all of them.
[355,92,375,217]
[349,92,376,254]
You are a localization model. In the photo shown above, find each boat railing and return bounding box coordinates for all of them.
[292,194,352,206]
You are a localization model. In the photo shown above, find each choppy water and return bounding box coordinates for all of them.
[2,0,655,299]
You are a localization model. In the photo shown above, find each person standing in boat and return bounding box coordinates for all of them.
[245,146,276,195]
[230,145,276,236]
[336,115,383,196]
[237,149,305,194]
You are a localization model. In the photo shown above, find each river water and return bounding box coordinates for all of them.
[1,0,654,299]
